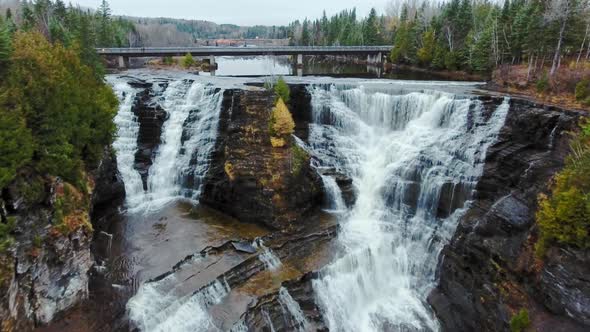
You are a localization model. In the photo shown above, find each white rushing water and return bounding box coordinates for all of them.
[128,276,230,332]
[278,287,310,331]
[146,80,223,209]
[307,85,509,332]
[259,246,282,272]
[108,78,223,212]
[108,78,145,208]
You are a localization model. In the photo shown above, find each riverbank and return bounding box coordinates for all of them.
[488,64,590,111]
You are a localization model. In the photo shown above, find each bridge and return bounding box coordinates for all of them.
[97,46,392,70]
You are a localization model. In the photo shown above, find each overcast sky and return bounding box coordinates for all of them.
[70,0,390,26]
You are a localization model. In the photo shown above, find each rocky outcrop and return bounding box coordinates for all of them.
[0,149,124,330]
[131,80,168,189]
[429,98,589,331]
[91,147,126,223]
[201,88,323,230]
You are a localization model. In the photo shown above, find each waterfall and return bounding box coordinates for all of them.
[108,78,144,207]
[307,84,509,331]
[259,246,282,272]
[127,276,230,332]
[319,175,346,211]
[146,81,223,209]
[108,77,223,212]
[278,287,310,331]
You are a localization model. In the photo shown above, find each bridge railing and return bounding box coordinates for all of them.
[96,45,392,54]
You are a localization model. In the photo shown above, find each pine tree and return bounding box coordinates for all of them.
[97,0,113,47]
[0,18,11,65]
[417,29,436,65]
[364,8,381,45]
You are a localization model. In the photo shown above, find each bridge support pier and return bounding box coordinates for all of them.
[209,56,216,76]
[118,56,129,69]
[368,52,383,64]
[296,54,303,68]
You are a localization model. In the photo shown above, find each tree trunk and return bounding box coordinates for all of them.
[550,17,568,76]
[576,23,590,66]
[527,54,534,81]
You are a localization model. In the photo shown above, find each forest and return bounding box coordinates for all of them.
[0,0,127,194]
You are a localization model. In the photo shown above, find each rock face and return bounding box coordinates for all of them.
[131,81,168,190]
[91,147,126,222]
[0,150,124,330]
[429,98,589,331]
[200,88,323,230]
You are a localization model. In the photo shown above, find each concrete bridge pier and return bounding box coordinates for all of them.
[296,54,303,68]
[367,52,384,64]
[118,56,129,69]
[209,55,217,76]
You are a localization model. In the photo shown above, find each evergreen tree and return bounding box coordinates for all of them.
[417,29,436,65]
[0,18,11,65]
[97,0,114,47]
[364,8,381,45]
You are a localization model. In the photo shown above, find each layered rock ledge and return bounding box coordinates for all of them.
[429,99,589,331]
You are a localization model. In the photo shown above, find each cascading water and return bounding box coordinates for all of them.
[108,78,223,212]
[307,85,509,331]
[146,80,223,210]
[108,78,145,207]
[128,276,230,331]
[278,287,310,331]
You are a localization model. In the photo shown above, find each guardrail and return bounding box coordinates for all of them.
[97,46,392,56]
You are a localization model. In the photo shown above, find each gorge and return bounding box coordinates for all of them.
[2,71,589,332]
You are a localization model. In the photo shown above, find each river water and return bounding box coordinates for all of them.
[40,64,508,331]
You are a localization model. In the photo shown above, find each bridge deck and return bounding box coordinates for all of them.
[97,46,392,57]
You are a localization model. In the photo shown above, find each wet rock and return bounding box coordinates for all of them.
[540,247,590,325]
[317,168,356,207]
[200,89,323,230]
[91,147,125,223]
[0,146,124,330]
[132,84,168,190]
[429,97,589,331]
[232,241,257,254]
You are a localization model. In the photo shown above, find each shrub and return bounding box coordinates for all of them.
[224,161,235,181]
[269,98,295,138]
[291,144,309,176]
[53,183,92,235]
[536,120,590,256]
[162,56,175,65]
[510,309,531,332]
[182,52,195,68]
[0,216,16,253]
[273,76,290,103]
[536,72,549,93]
[270,137,286,148]
[575,78,590,106]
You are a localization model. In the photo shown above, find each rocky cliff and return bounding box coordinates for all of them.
[429,98,589,331]
[200,87,323,230]
[0,149,124,331]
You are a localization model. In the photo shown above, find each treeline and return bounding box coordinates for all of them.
[389,0,590,74]
[2,0,140,49]
[126,17,290,46]
[0,0,120,191]
[288,8,391,46]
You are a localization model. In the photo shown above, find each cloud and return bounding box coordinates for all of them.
[71,0,388,25]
